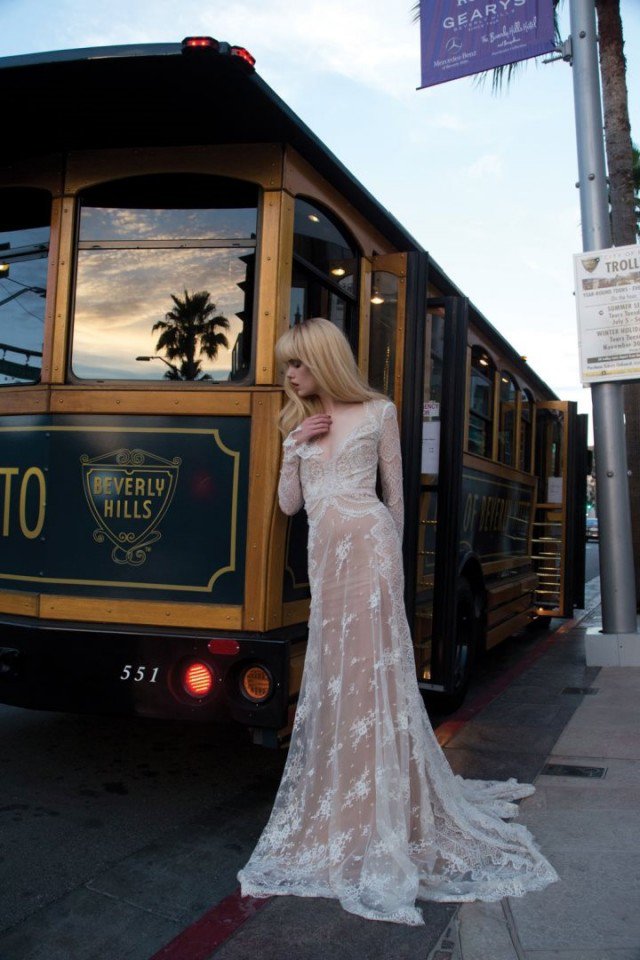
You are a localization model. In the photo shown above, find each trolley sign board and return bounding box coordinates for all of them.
[574,244,640,384]
[419,0,555,89]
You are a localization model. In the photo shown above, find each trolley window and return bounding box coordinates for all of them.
[520,388,534,472]
[467,346,495,458]
[71,175,258,382]
[0,188,50,386]
[498,371,518,466]
[290,198,358,341]
[536,407,564,504]
[368,271,398,397]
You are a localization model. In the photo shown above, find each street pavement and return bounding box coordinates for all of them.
[3,576,639,959]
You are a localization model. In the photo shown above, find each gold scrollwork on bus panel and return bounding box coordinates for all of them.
[0,424,241,594]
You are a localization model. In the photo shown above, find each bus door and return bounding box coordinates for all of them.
[401,285,470,698]
[532,401,587,617]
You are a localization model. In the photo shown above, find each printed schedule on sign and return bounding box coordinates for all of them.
[574,243,640,384]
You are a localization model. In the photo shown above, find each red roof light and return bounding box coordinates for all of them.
[182,36,219,51]
[180,38,255,69]
[230,46,256,68]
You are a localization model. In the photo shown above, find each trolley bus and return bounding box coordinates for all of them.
[0,38,586,743]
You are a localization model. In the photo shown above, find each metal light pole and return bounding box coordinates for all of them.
[135,355,181,377]
[569,0,639,662]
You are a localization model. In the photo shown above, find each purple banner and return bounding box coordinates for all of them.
[419,0,555,88]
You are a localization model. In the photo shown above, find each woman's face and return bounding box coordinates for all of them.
[286,360,319,398]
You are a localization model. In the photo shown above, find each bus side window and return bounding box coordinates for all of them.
[520,388,534,472]
[290,198,359,347]
[0,187,50,386]
[467,347,495,458]
[536,408,565,504]
[71,174,258,383]
[368,271,398,397]
[498,371,518,467]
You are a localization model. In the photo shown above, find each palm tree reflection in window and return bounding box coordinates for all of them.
[152,289,230,381]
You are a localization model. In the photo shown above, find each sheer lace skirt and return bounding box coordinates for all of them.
[238,500,557,925]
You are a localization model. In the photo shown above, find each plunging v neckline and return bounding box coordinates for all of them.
[314,401,373,464]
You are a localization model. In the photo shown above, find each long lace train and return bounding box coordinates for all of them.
[238,399,557,925]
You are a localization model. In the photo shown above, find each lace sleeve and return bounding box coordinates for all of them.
[278,429,304,516]
[378,402,404,544]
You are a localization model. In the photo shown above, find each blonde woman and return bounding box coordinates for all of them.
[238,317,557,925]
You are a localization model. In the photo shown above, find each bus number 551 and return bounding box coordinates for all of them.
[120,665,160,683]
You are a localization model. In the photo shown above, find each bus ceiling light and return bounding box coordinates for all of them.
[182,661,214,699]
[240,665,273,703]
[308,213,320,223]
[371,290,385,305]
[331,266,346,277]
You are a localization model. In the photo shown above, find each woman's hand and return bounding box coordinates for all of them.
[295,414,332,445]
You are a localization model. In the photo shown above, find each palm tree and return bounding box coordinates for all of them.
[152,290,230,381]
[595,0,636,245]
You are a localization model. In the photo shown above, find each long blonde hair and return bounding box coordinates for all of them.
[276,318,384,436]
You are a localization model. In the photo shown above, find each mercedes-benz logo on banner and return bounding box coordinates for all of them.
[446,38,463,53]
[80,448,181,566]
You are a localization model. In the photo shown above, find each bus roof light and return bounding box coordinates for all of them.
[181,38,254,69]
[230,46,256,68]
[182,36,220,52]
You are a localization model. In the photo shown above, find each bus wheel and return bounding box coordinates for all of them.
[436,576,480,713]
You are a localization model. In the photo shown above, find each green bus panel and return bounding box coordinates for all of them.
[282,513,310,604]
[0,414,250,604]
[460,469,533,563]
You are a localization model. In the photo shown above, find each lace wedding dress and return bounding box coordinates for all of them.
[238,399,557,925]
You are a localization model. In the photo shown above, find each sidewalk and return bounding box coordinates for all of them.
[430,592,640,960]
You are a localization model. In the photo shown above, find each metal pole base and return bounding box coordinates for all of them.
[585,625,640,666]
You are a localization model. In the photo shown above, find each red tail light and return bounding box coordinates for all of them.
[182,661,214,699]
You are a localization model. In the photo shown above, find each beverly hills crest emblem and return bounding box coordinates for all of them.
[80,448,181,566]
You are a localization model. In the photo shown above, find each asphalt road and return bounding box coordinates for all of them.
[585,539,599,582]
[0,708,286,936]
